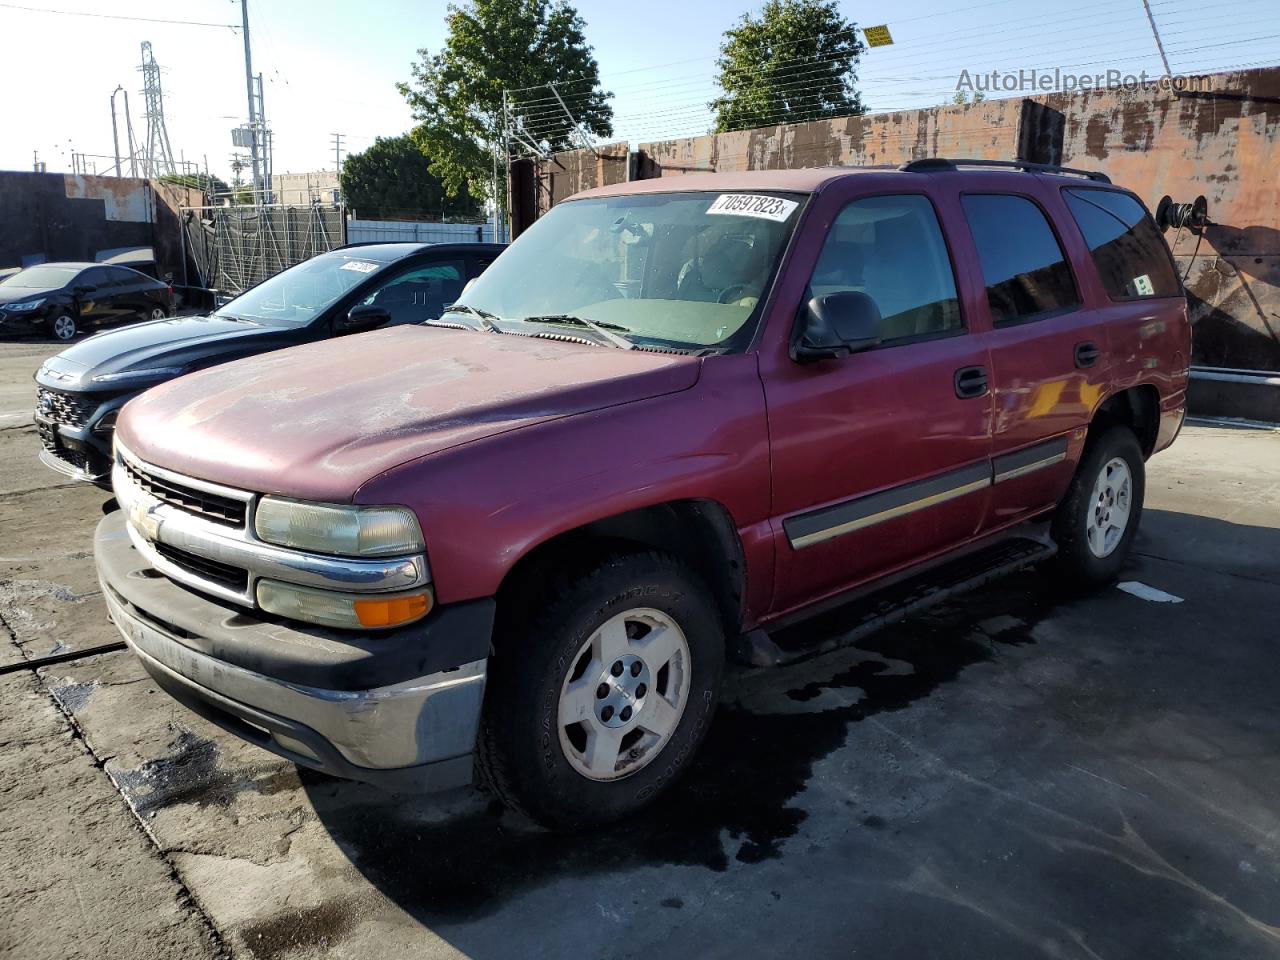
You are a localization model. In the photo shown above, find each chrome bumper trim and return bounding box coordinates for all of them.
[104,583,486,770]
[112,440,429,609]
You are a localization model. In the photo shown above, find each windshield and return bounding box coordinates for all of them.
[215,251,389,325]
[1,266,80,289]
[455,191,804,351]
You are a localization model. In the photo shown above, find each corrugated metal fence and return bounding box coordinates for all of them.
[347,219,504,244]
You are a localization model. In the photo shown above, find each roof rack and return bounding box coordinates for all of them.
[898,157,1111,183]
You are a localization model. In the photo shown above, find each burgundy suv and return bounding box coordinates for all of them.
[94,159,1189,829]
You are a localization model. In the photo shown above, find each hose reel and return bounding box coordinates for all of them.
[1155,194,1208,232]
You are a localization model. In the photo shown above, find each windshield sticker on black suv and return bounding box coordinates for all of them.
[340,260,380,274]
[706,194,799,222]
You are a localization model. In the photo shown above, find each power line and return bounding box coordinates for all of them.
[0,1,238,29]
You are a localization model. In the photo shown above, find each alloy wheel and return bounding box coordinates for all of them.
[52,315,76,340]
[1086,456,1132,558]
[557,607,691,781]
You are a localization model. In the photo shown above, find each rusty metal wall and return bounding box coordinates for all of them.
[1042,69,1280,372]
[524,66,1280,372]
[638,98,1022,174]
[527,142,631,221]
[0,172,200,282]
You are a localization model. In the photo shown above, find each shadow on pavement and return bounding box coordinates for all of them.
[303,569,1069,927]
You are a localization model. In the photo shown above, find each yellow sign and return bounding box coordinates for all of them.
[864,24,894,47]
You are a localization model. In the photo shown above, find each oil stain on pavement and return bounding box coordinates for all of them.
[302,572,1061,924]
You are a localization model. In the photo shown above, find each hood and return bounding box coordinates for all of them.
[117,325,701,502]
[35,314,293,391]
[0,285,61,305]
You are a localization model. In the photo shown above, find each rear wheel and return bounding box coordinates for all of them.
[50,313,77,341]
[478,550,724,830]
[1052,424,1145,585]
[150,306,167,320]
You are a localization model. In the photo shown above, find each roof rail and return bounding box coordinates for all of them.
[898,157,1112,183]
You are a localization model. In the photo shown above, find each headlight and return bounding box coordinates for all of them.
[91,366,186,384]
[5,298,45,312]
[254,497,425,557]
[257,580,433,629]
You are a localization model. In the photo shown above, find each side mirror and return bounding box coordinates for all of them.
[791,291,882,363]
[336,303,391,334]
[72,284,93,296]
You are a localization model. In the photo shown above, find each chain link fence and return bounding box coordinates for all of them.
[180,204,347,302]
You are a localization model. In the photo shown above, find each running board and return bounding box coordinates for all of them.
[733,536,1057,668]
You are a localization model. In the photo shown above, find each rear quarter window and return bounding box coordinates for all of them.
[961,194,1080,325]
[1063,188,1181,299]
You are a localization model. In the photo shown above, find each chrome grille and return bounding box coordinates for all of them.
[152,542,250,592]
[123,457,248,528]
[36,387,97,427]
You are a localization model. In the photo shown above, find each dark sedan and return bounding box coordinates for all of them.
[1,263,173,341]
[34,241,505,483]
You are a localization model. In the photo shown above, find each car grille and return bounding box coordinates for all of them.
[123,457,248,528]
[36,387,97,428]
[153,542,250,592]
[41,438,88,471]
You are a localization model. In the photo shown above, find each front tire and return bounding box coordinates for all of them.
[50,313,77,341]
[478,551,725,830]
[1052,424,1145,586]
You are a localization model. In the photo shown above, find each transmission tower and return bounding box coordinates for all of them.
[138,41,177,177]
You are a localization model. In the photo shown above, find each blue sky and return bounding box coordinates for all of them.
[0,0,1272,181]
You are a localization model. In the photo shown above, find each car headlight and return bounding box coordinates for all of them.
[5,298,45,312]
[254,497,425,557]
[91,366,186,384]
[256,579,434,629]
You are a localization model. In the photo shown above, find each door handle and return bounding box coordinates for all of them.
[954,365,989,399]
[1074,341,1100,368]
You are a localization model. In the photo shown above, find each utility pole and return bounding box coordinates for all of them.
[240,0,262,204]
[331,133,345,178]
[110,86,124,176]
[1140,0,1172,76]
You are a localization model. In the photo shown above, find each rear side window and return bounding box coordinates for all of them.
[809,194,961,343]
[1063,188,1180,299]
[962,194,1079,325]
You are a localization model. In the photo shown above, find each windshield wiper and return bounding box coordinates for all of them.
[442,303,502,333]
[520,314,633,350]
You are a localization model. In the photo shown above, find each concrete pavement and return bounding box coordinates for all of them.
[2,338,1278,959]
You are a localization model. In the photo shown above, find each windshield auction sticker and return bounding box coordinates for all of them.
[706,194,799,222]
[340,260,380,274]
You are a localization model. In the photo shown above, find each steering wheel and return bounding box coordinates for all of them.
[717,283,750,304]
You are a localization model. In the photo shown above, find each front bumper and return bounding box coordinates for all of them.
[33,389,125,484]
[95,510,493,791]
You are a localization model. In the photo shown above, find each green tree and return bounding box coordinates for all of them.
[711,0,865,133]
[397,0,612,206]
[158,172,230,197]
[340,135,481,219]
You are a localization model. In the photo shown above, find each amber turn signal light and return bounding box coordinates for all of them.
[352,590,434,628]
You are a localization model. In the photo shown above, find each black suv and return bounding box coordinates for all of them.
[34,241,504,483]
[1,262,173,341]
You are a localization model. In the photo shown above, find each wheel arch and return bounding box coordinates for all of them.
[493,498,747,641]
[1091,384,1160,458]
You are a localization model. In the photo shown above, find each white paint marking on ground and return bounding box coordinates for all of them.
[1117,581,1185,604]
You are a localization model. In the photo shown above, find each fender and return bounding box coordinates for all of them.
[354,354,776,620]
